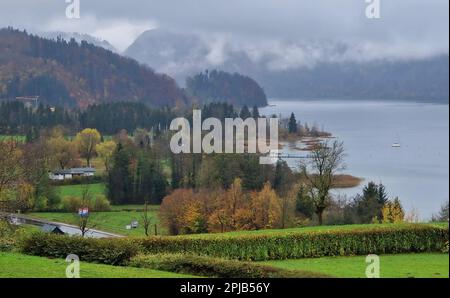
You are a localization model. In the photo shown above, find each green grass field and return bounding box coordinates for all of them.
[0,252,195,278]
[262,253,449,278]
[30,206,162,236]
[56,183,106,198]
[0,135,25,142]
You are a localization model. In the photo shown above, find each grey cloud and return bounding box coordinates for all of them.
[0,0,448,62]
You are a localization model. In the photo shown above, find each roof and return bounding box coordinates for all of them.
[52,167,96,175]
[41,224,65,234]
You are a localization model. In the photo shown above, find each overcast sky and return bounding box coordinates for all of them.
[1,0,448,60]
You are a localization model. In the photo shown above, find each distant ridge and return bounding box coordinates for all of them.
[0,27,188,108]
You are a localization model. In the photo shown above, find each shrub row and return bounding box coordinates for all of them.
[129,254,330,278]
[61,195,111,212]
[19,224,449,264]
[137,225,449,261]
[50,176,104,186]
[19,233,137,265]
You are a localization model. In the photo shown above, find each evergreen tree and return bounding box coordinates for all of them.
[273,160,292,197]
[288,112,298,134]
[252,106,260,119]
[295,185,315,218]
[107,143,132,204]
[239,105,252,119]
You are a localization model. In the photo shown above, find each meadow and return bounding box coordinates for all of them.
[30,206,161,236]
[261,253,449,278]
[55,183,106,198]
[0,252,194,278]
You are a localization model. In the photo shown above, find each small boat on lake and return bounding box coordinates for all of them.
[392,142,401,148]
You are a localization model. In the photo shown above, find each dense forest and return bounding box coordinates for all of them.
[0,100,264,137]
[0,101,176,136]
[186,70,268,107]
[0,27,187,108]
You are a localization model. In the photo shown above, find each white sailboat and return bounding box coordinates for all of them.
[392,133,401,148]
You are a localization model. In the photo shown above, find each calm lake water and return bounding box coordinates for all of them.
[260,99,449,219]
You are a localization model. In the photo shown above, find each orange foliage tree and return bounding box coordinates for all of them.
[160,179,283,235]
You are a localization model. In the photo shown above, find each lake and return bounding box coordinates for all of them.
[260,99,449,219]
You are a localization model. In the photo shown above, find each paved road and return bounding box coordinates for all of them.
[0,212,123,238]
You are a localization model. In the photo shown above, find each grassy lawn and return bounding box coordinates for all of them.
[56,183,106,198]
[30,207,162,236]
[0,252,195,278]
[261,253,449,278]
[0,135,25,142]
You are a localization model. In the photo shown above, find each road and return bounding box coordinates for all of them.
[0,212,123,238]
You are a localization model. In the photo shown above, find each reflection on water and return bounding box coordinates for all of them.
[260,99,449,219]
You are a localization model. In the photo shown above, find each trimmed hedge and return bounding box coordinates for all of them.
[18,224,449,264]
[19,233,138,265]
[138,225,449,261]
[129,254,330,278]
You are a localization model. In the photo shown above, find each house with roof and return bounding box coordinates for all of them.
[41,224,65,235]
[49,167,96,181]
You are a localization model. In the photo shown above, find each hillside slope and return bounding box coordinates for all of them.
[0,28,187,108]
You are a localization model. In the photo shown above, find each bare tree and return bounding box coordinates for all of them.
[300,140,346,225]
[77,185,95,237]
[141,200,152,236]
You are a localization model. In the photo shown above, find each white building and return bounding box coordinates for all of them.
[49,168,96,181]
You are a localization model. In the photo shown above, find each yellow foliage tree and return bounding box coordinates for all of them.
[251,182,282,229]
[75,128,101,167]
[382,198,405,223]
[48,136,77,169]
[0,140,22,196]
[96,140,116,172]
[15,182,35,211]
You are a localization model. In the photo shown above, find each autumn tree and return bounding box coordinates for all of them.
[159,189,195,235]
[21,139,60,211]
[96,140,116,172]
[48,136,77,169]
[0,140,22,196]
[223,178,248,230]
[75,128,101,167]
[251,182,282,229]
[300,140,346,225]
[382,198,405,223]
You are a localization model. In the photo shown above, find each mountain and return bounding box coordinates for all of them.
[125,29,209,83]
[125,29,449,103]
[0,28,188,108]
[39,31,118,53]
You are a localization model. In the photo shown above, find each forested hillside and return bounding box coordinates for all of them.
[186,70,268,107]
[0,28,187,108]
